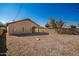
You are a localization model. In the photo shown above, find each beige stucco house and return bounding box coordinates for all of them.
[7,18,40,35]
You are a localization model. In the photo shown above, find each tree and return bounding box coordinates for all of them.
[56,18,64,28]
[49,17,56,29]
[56,18,64,34]
[0,22,6,27]
[45,23,50,28]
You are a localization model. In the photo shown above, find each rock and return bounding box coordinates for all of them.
[36,38,40,41]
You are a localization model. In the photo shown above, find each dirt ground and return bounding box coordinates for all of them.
[6,33,79,56]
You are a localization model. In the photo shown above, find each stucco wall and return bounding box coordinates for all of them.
[7,20,38,34]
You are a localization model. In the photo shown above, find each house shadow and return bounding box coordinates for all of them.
[11,32,49,37]
[0,29,7,56]
[0,36,7,56]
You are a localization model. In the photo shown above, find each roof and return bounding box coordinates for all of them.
[7,18,40,26]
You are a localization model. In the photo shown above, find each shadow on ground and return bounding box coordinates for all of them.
[9,32,49,37]
[0,37,7,56]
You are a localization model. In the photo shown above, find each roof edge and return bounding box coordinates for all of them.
[7,18,40,26]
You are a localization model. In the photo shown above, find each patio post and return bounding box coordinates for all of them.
[38,26,39,33]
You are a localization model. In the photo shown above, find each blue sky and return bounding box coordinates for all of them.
[0,3,79,26]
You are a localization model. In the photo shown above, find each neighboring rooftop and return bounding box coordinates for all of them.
[62,25,79,28]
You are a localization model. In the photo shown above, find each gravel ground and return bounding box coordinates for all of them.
[6,33,79,56]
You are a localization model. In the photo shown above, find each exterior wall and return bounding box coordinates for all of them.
[7,20,38,35]
[35,28,46,33]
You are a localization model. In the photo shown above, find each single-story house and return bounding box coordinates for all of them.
[7,18,40,35]
[35,26,46,32]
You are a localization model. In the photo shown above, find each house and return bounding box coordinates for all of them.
[35,26,46,32]
[7,18,40,35]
